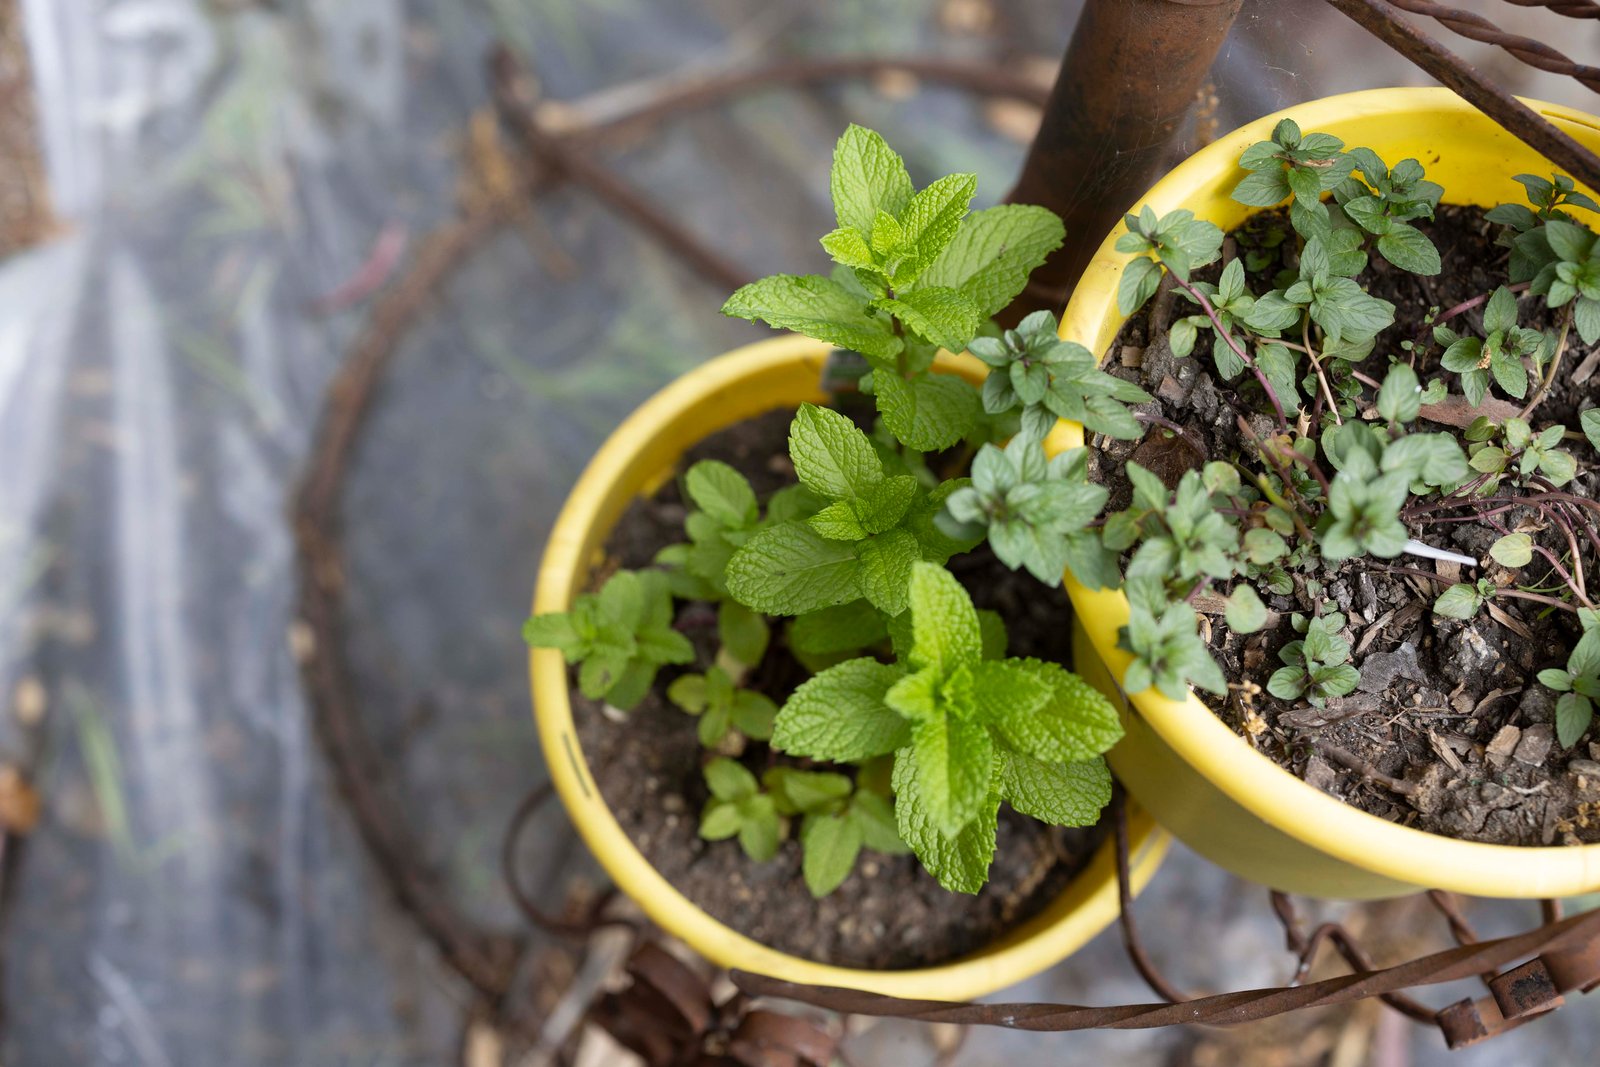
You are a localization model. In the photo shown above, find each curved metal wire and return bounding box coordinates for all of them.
[1387,0,1600,92]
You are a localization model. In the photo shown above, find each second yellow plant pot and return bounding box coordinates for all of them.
[1058,88,1600,899]
[531,336,1167,998]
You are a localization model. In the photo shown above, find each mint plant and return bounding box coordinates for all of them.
[1266,612,1359,708]
[524,569,693,710]
[667,665,777,750]
[699,757,783,862]
[1538,610,1600,748]
[772,562,1120,892]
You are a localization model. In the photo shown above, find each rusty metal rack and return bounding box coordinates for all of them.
[283,1,1600,1063]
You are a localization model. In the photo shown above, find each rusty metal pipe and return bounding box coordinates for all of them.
[1004,0,1243,317]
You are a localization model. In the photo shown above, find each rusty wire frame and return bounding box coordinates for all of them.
[279,0,1600,1061]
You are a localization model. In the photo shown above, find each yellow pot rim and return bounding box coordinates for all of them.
[1059,87,1600,899]
[530,335,1167,998]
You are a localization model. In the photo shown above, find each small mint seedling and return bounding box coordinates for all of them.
[1231,118,1356,239]
[764,765,908,897]
[524,569,694,710]
[968,309,1150,442]
[698,757,783,862]
[937,437,1116,588]
[1436,287,1547,406]
[668,665,777,750]
[1336,148,1444,275]
[1267,612,1358,707]
[1538,610,1600,747]
[1115,206,1223,315]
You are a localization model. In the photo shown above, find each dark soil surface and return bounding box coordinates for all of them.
[1098,204,1600,847]
[572,405,1104,969]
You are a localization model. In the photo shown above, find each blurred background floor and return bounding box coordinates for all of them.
[2,1,1599,1064]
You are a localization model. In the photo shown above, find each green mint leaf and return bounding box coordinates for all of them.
[820,226,877,272]
[911,713,994,837]
[852,791,909,854]
[985,658,1123,763]
[1117,256,1161,316]
[998,753,1112,827]
[523,613,581,657]
[1433,583,1484,620]
[894,172,978,284]
[906,478,985,563]
[1576,296,1600,345]
[801,812,864,897]
[773,658,910,760]
[869,210,904,256]
[789,600,891,658]
[1545,218,1595,263]
[705,757,758,802]
[686,460,758,528]
[731,690,777,741]
[967,659,1053,723]
[737,796,783,862]
[830,125,914,235]
[1310,277,1395,343]
[718,599,769,667]
[877,286,982,352]
[873,369,980,452]
[1581,408,1600,453]
[1226,585,1269,633]
[892,747,998,893]
[859,528,921,615]
[914,205,1065,317]
[789,402,883,500]
[1233,168,1293,207]
[1376,364,1421,424]
[766,767,853,815]
[808,500,869,541]
[1557,692,1595,748]
[722,273,902,360]
[858,475,920,534]
[1381,433,1469,486]
[907,561,982,676]
[1489,533,1533,568]
[1483,285,1519,335]
[726,520,862,615]
[1376,223,1441,275]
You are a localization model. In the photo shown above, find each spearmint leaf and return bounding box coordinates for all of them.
[1489,533,1533,568]
[1557,693,1595,748]
[1376,364,1421,423]
[686,460,758,528]
[1376,223,1441,275]
[705,757,758,802]
[523,613,582,657]
[722,274,902,360]
[789,600,890,657]
[808,500,869,540]
[1310,277,1394,342]
[910,713,993,837]
[820,226,877,272]
[998,753,1111,827]
[1225,585,1268,633]
[1483,285,1519,334]
[852,791,909,854]
[1381,433,1469,485]
[874,370,980,451]
[801,812,864,897]
[700,801,743,840]
[1582,408,1600,452]
[858,475,920,534]
[893,747,998,893]
[914,205,1065,316]
[1545,218,1595,263]
[859,528,920,615]
[789,403,882,499]
[831,125,914,234]
[877,286,981,352]
[738,796,783,862]
[986,658,1123,762]
[907,561,982,675]
[968,659,1052,723]
[773,658,910,760]
[1117,256,1161,316]
[1576,296,1600,345]
[1433,583,1484,620]
[726,520,862,615]
[718,600,769,667]
[895,173,978,283]
[1233,167,1293,207]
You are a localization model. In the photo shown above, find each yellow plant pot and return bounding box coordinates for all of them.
[1058,87,1600,899]
[530,336,1168,998]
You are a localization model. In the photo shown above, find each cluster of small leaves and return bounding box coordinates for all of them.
[724,404,978,618]
[1538,609,1600,748]
[723,125,1064,451]
[1109,462,1285,699]
[1434,287,1549,408]
[969,310,1150,441]
[1464,414,1578,490]
[667,666,777,750]
[1266,612,1359,707]
[1492,174,1600,346]
[936,437,1117,587]
[772,563,1121,893]
[524,570,693,710]
[698,758,908,896]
